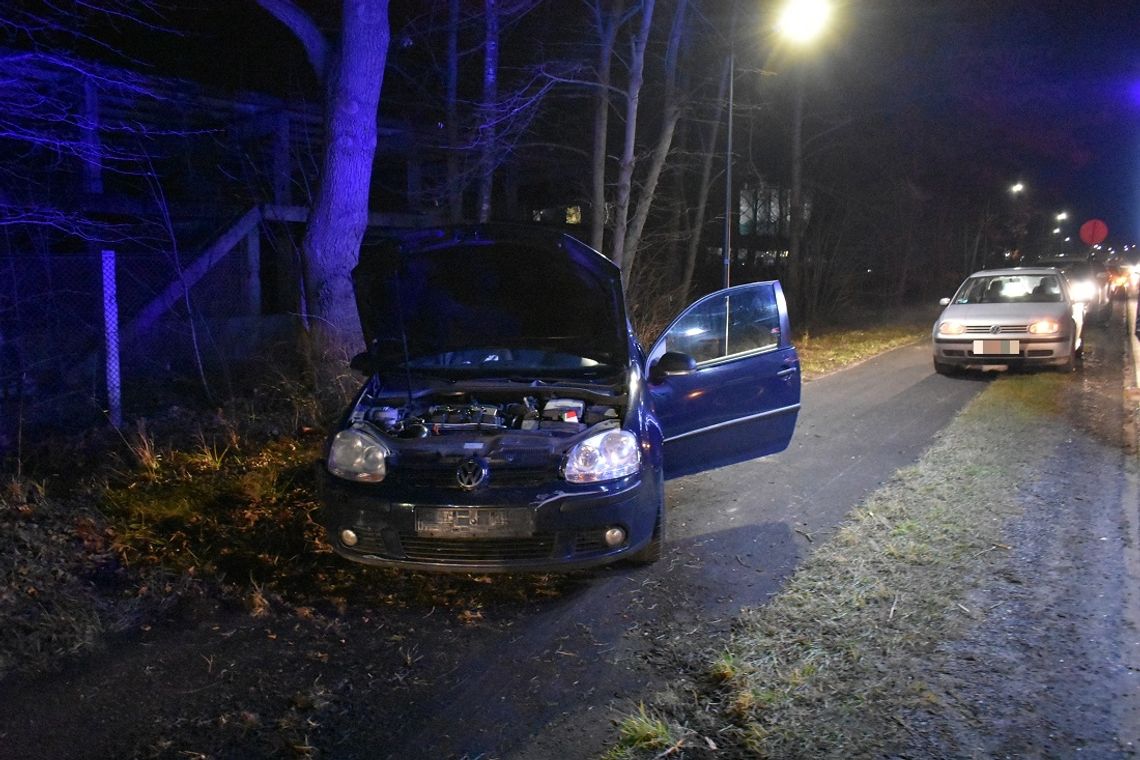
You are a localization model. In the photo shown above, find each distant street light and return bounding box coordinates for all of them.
[1010,182,1025,194]
[1056,211,1069,221]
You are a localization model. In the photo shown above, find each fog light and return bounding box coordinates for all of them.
[340,529,359,547]
[604,527,626,547]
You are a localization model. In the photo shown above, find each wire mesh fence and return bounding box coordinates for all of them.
[0,233,308,454]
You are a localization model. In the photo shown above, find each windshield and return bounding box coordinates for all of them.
[953,274,1064,304]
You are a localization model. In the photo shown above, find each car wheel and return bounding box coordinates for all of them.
[628,503,665,566]
[933,358,957,376]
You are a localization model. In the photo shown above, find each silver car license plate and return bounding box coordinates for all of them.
[973,339,1019,355]
[415,507,534,538]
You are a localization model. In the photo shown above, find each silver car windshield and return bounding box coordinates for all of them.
[953,274,1063,304]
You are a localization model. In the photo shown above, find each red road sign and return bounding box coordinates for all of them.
[1079,218,1108,246]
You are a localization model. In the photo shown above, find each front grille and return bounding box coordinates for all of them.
[574,530,610,555]
[1026,349,1054,357]
[395,466,554,489]
[351,525,390,554]
[397,533,557,564]
[965,324,1027,334]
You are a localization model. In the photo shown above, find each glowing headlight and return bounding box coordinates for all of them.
[1069,280,1095,302]
[327,428,389,482]
[563,430,640,483]
[937,320,966,336]
[1028,319,1061,335]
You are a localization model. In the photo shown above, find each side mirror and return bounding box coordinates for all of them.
[349,352,375,375]
[649,351,697,384]
[938,297,951,307]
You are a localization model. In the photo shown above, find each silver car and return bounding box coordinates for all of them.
[932,267,1083,374]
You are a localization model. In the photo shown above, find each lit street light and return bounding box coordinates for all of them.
[777,0,832,43]
[1056,211,1068,221]
[779,0,832,293]
[721,0,833,290]
[1010,182,1025,194]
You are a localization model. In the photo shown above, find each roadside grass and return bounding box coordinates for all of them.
[794,307,937,380]
[0,308,942,683]
[608,372,1068,758]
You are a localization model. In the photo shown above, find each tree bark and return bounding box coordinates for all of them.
[446,0,462,222]
[609,0,654,276]
[588,0,623,252]
[299,0,389,353]
[477,0,500,223]
[679,55,730,301]
[621,0,687,285]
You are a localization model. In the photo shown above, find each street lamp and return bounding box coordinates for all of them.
[721,0,832,290]
[778,0,832,291]
[777,0,832,43]
[1010,182,1025,195]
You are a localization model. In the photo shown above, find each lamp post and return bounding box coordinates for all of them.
[777,0,831,294]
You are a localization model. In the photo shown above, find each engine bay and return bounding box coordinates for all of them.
[351,383,624,439]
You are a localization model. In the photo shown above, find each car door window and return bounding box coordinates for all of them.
[657,286,781,364]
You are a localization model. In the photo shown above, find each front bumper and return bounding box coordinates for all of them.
[318,470,660,572]
[933,335,1073,367]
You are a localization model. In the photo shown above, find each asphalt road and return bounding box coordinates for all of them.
[378,341,989,760]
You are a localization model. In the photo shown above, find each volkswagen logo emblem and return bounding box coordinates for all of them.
[989,325,1001,335]
[456,459,488,490]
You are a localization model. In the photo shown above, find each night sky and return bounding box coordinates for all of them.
[23,0,1140,245]
[825,0,1140,244]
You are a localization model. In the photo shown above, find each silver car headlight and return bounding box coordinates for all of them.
[1028,318,1061,335]
[937,320,966,336]
[328,427,390,483]
[563,430,640,483]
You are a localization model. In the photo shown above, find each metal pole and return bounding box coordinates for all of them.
[101,249,122,429]
[722,49,734,290]
[789,69,804,278]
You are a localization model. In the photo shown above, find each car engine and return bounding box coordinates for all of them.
[354,389,621,439]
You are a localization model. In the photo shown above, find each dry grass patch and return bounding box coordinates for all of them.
[796,322,931,380]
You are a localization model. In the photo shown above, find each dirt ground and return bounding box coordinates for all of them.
[897,311,1140,758]
[1,306,1138,759]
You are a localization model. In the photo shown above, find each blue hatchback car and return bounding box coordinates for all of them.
[319,225,801,572]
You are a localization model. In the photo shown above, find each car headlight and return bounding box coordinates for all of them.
[1069,280,1095,302]
[563,430,640,483]
[1028,319,1061,335]
[937,320,966,336]
[327,427,390,482]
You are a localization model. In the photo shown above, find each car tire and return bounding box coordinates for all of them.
[628,503,665,566]
[933,358,957,376]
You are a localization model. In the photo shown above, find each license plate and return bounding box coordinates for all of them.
[415,507,534,538]
[973,339,1019,355]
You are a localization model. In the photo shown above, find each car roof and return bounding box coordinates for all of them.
[967,267,1062,277]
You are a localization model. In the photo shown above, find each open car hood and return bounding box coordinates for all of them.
[352,225,631,377]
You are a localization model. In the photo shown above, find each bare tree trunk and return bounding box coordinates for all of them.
[680,56,730,301]
[299,0,389,355]
[621,0,687,285]
[609,0,655,275]
[477,0,500,223]
[588,0,623,252]
[788,69,804,309]
[446,0,463,223]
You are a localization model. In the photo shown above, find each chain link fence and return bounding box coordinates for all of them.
[0,226,308,454]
